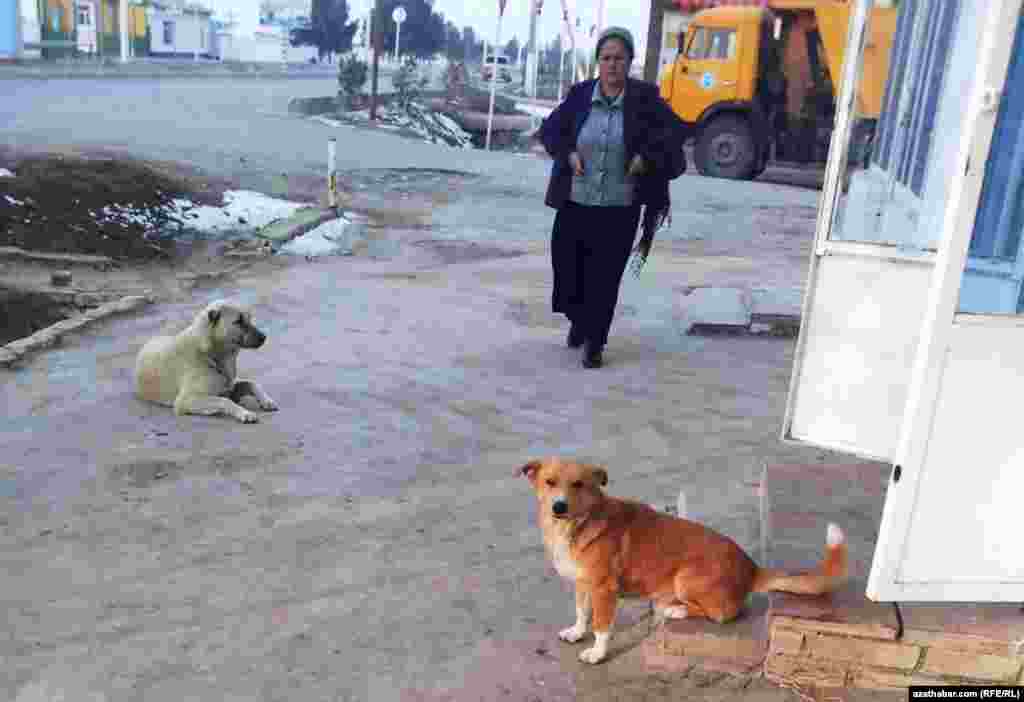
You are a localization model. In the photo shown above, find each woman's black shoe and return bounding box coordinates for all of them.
[567,324,585,349]
[582,343,603,369]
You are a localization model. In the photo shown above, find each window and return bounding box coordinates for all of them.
[707,29,736,60]
[163,20,175,45]
[967,6,1024,262]
[873,0,961,196]
[686,27,736,60]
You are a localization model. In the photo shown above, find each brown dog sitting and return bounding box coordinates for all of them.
[520,457,848,664]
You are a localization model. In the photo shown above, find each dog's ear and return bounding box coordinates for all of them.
[587,464,608,487]
[519,459,543,483]
[207,307,221,326]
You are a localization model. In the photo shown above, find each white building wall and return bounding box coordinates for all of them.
[150,10,214,57]
[17,0,42,59]
[220,30,317,62]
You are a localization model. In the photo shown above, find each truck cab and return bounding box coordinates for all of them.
[660,6,780,179]
[659,1,896,180]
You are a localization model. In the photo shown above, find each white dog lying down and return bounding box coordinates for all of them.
[134,300,278,423]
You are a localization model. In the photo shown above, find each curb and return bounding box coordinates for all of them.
[0,294,153,368]
[0,246,116,270]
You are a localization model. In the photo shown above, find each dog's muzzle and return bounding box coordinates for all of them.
[245,330,267,348]
[552,498,568,518]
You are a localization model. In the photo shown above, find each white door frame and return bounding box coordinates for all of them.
[780,0,881,460]
[866,0,1024,602]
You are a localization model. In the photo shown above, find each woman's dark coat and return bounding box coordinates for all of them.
[538,77,688,228]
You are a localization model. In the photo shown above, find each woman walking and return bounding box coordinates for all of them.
[539,27,687,368]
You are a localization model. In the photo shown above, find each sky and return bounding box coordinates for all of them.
[222,0,653,60]
[426,0,651,57]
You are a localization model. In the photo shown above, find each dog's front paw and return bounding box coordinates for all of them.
[578,645,607,664]
[236,409,260,424]
[559,625,588,643]
[662,605,689,620]
[258,396,279,412]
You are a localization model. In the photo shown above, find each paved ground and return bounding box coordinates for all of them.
[0,75,881,701]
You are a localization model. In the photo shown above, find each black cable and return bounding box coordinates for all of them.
[893,601,904,640]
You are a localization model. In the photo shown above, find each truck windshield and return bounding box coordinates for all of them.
[686,27,737,60]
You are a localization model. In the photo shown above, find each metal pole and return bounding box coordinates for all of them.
[119,0,127,60]
[370,0,380,122]
[327,137,338,209]
[558,44,566,101]
[484,10,503,150]
[394,19,400,62]
[558,0,580,84]
[532,2,541,98]
[592,0,606,78]
[193,5,199,61]
[526,0,538,97]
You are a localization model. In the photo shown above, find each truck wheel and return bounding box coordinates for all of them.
[695,116,757,180]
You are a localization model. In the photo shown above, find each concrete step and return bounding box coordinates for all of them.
[641,595,770,677]
[761,463,1024,696]
[680,286,804,337]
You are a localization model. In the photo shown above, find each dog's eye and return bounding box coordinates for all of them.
[545,478,556,487]
[571,481,584,489]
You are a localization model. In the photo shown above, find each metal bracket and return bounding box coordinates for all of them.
[981,87,1003,114]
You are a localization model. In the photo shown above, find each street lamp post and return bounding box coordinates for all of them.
[392,6,405,63]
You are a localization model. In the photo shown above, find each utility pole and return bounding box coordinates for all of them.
[370,0,381,122]
[643,0,667,84]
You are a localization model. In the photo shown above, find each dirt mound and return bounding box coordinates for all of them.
[0,154,219,261]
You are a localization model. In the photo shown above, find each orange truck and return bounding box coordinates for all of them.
[658,1,897,180]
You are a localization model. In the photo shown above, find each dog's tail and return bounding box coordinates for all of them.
[751,523,848,596]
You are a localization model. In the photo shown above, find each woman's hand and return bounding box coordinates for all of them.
[569,151,584,176]
[637,232,654,259]
[627,154,646,177]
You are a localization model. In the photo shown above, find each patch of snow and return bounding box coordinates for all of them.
[279,217,354,257]
[0,168,14,178]
[169,190,306,234]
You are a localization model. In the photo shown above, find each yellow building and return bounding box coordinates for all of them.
[39,0,148,57]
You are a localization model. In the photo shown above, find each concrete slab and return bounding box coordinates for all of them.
[751,286,804,321]
[681,287,753,332]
